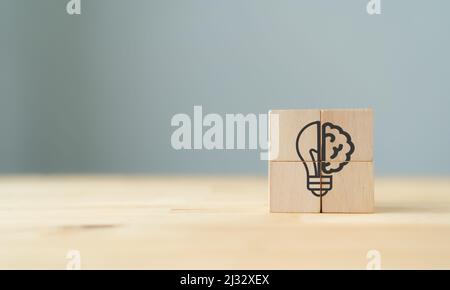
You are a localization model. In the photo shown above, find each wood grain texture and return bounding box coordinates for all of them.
[269,162,320,213]
[321,109,373,162]
[269,109,320,161]
[1,176,450,269]
[321,162,374,213]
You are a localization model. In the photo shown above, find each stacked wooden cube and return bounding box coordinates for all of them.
[269,109,374,213]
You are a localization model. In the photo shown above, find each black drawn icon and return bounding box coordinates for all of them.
[296,121,355,197]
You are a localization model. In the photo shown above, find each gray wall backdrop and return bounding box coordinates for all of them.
[1,0,449,175]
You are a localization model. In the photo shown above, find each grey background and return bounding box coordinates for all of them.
[1,0,449,175]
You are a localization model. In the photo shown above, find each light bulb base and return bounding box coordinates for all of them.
[306,176,321,197]
[307,175,333,197]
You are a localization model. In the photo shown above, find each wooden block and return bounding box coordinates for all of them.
[320,109,373,162]
[269,161,321,213]
[269,109,321,162]
[321,161,374,213]
[269,108,374,214]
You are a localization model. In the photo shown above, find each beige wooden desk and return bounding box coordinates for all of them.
[0,176,449,269]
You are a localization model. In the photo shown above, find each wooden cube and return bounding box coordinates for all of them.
[269,108,374,213]
[321,162,374,213]
[269,161,321,213]
[269,109,320,162]
[321,109,373,162]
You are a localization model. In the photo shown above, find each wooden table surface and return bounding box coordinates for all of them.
[1,176,450,269]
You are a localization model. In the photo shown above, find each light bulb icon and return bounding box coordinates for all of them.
[296,121,355,197]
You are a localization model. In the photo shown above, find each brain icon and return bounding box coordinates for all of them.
[321,122,355,174]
